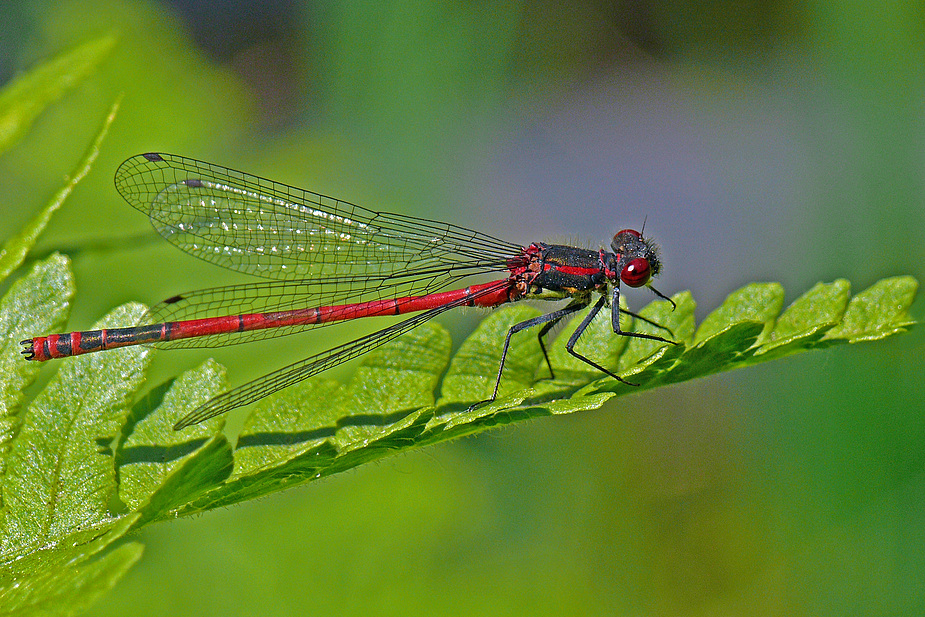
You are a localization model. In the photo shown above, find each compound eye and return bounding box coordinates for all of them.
[615,229,642,239]
[621,258,651,287]
[613,229,642,246]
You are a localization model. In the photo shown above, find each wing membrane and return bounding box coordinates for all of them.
[115,153,520,287]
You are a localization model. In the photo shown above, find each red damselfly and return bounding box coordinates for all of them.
[22,153,675,430]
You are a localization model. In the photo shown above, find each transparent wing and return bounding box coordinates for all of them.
[116,153,525,348]
[115,153,521,286]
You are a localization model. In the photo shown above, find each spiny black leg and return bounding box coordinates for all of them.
[491,303,589,399]
[563,295,638,384]
[618,307,676,339]
[649,284,676,309]
[467,300,590,412]
[536,298,590,380]
[611,285,674,345]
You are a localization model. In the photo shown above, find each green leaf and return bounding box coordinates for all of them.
[0,96,121,282]
[823,275,917,343]
[146,276,913,515]
[439,304,543,405]
[1,303,151,554]
[617,291,696,374]
[0,35,115,157]
[116,359,232,525]
[693,282,784,345]
[0,256,74,428]
[0,515,142,617]
[749,279,851,361]
[174,322,452,514]
[1,233,918,611]
[2,268,917,586]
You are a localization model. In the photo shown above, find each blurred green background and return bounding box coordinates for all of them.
[2,1,924,615]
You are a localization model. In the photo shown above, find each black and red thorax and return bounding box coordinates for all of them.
[516,243,607,296]
[508,229,661,299]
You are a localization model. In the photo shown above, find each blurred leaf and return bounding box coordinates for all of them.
[0,35,114,157]
[0,97,120,282]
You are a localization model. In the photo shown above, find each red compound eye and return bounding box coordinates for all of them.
[620,258,650,287]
